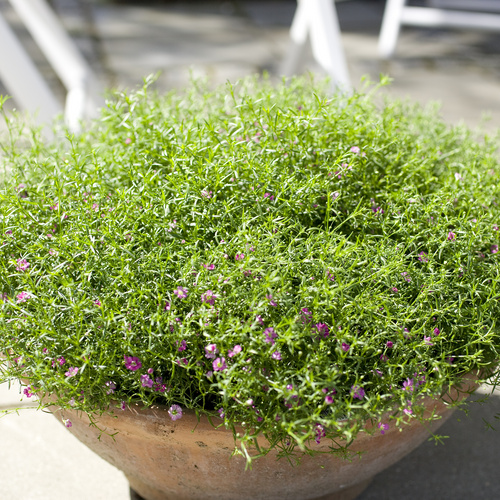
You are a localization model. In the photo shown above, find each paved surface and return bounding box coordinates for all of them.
[1,1,500,499]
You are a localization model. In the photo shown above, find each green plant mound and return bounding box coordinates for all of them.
[1,76,499,463]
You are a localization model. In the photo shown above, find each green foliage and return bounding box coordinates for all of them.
[1,75,499,463]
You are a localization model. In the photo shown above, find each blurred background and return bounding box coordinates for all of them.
[1,0,500,128]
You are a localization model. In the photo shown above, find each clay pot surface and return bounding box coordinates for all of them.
[52,374,479,500]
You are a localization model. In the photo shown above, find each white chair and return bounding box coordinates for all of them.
[379,0,500,58]
[281,0,351,90]
[0,0,102,130]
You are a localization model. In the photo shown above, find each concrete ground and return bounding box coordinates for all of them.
[1,1,500,499]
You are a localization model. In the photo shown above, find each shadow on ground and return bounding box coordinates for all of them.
[359,389,500,500]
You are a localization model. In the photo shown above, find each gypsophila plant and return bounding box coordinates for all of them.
[1,75,500,464]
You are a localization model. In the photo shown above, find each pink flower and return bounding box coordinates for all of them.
[414,371,426,386]
[351,385,365,400]
[300,308,312,324]
[94,299,101,307]
[16,291,30,303]
[256,315,264,326]
[23,386,33,398]
[201,290,216,306]
[153,377,166,393]
[331,191,340,201]
[213,357,227,372]
[65,367,78,377]
[264,327,277,345]
[424,336,434,346]
[16,259,30,271]
[120,401,127,411]
[341,342,350,352]
[205,344,218,359]
[140,374,153,388]
[314,423,326,444]
[491,244,498,254]
[402,378,414,392]
[271,351,282,360]
[325,395,334,404]
[401,272,411,282]
[177,340,187,352]
[105,381,116,394]
[386,341,394,348]
[314,323,330,339]
[378,423,389,435]
[174,286,188,299]
[380,354,388,362]
[403,402,413,416]
[418,252,428,263]
[124,137,132,144]
[202,263,215,270]
[168,404,183,421]
[228,345,242,357]
[164,301,171,311]
[124,355,142,371]
[64,419,72,428]
[433,327,440,336]
[350,146,360,154]
[447,232,456,241]
[235,253,245,261]
[266,294,277,307]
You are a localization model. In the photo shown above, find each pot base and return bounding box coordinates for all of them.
[128,476,374,500]
[51,373,480,500]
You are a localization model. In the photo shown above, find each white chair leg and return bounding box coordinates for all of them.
[280,0,309,77]
[308,0,350,89]
[8,0,102,128]
[65,87,87,133]
[280,0,351,90]
[0,11,62,124]
[378,0,407,59]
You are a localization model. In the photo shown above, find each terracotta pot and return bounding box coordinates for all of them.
[50,374,479,500]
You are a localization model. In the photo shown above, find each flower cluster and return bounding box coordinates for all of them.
[1,75,500,466]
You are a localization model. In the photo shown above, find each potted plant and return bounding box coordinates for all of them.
[0,75,499,500]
